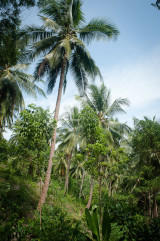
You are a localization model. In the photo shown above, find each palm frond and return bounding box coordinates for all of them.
[78,18,119,44]
[22,25,54,44]
[70,45,102,92]
[39,15,61,32]
[40,1,64,27]
[29,36,59,60]
[106,98,130,117]
[72,0,85,26]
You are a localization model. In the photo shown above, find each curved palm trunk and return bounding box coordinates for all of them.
[64,153,72,195]
[86,176,93,209]
[37,57,66,209]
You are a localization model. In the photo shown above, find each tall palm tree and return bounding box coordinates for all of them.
[25,0,119,207]
[76,83,130,143]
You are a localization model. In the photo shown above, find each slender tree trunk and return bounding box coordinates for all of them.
[86,176,93,209]
[61,165,65,177]
[64,153,72,195]
[131,178,140,194]
[79,169,85,198]
[148,192,152,223]
[38,151,41,230]
[37,57,66,209]
[99,176,102,224]
[109,180,112,197]
[153,191,158,218]
[143,193,148,224]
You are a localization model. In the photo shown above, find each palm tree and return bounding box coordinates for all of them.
[0,23,45,132]
[70,154,86,198]
[25,0,119,207]
[53,151,67,177]
[57,106,85,194]
[0,64,45,132]
[76,83,130,143]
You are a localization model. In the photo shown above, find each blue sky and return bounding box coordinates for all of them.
[4,0,160,138]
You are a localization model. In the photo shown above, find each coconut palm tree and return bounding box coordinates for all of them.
[76,83,130,143]
[53,151,67,177]
[25,0,119,207]
[0,64,45,132]
[57,106,86,194]
[70,153,86,198]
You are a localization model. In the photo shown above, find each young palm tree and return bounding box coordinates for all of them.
[76,83,130,143]
[53,151,67,177]
[26,0,119,207]
[57,106,85,194]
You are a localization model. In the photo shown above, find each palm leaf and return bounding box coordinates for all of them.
[39,15,61,32]
[79,18,119,44]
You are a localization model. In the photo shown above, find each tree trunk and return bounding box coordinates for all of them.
[153,191,158,218]
[64,153,72,195]
[86,176,93,209]
[79,169,85,198]
[99,176,102,223]
[109,180,112,197]
[37,57,66,209]
[61,165,65,177]
[148,192,152,223]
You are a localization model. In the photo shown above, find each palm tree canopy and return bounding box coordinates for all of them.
[0,64,45,128]
[24,0,119,93]
[57,106,86,153]
[76,83,129,119]
[76,83,131,144]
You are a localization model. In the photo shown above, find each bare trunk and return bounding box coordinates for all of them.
[99,176,102,224]
[143,193,148,224]
[79,169,85,198]
[61,165,65,177]
[64,153,72,195]
[131,178,140,194]
[37,57,66,209]
[86,176,93,209]
[109,180,112,197]
[148,192,152,223]
[153,191,158,218]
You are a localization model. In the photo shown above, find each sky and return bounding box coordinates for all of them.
[4,0,160,139]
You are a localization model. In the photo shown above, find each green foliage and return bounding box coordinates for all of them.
[10,104,56,177]
[76,83,130,145]
[85,205,100,241]
[80,106,100,144]
[0,168,38,241]
[16,205,88,241]
[85,204,111,241]
[0,137,8,162]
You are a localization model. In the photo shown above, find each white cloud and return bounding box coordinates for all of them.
[102,46,160,108]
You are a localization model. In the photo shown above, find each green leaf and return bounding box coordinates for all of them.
[102,205,111,241]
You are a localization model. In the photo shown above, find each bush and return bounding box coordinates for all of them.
[17,205,88,241]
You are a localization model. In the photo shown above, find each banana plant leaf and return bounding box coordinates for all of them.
[85,205,100,241]
[102,205,111,241]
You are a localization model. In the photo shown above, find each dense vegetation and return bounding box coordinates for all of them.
[0,0,159,240]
